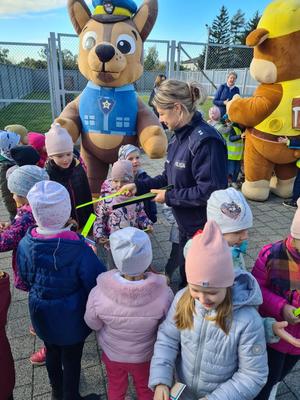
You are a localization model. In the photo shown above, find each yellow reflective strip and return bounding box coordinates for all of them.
[93,5,132,17]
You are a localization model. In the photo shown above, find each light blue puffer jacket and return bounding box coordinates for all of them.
[149,271,268,400]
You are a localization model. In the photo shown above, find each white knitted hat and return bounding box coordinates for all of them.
[110,227,152,276]
[207,188,253,234]
[27,181,71,232]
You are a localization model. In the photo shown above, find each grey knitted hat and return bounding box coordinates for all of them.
[7,165,49,197]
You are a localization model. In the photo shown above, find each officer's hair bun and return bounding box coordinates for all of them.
[188,82,207,106]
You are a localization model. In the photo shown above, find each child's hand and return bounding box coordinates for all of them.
[154,384,169,400]
[241,132,246,139]
[278,136,288,144]
[0,222,10,232]
[282,304,300,325]
[273,320,300,347]
[145,225,153,234]
[120,183,137,196]
[98,238,109,245]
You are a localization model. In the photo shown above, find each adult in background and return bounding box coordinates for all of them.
[213,71,240,117]
[123,79,228,287]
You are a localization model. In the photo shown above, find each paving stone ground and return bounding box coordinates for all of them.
[2,153,300,399]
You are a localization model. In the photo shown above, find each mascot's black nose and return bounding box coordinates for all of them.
[95,44,115,63]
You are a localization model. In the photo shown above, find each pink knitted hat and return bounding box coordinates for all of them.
[186,220,234,288]
[111,160,134,182]
[291,199,300,239]
[45,123,73,156]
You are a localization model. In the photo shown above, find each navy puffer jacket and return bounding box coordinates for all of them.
[17,228,106,345]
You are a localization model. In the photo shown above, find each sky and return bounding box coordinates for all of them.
[0,0,272,44]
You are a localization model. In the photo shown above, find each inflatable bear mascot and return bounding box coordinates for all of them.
[56,0,167,193]
[227,0,300,201]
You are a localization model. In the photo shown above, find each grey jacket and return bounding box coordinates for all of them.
[149,271,268,400]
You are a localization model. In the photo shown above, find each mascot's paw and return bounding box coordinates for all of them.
[55,118,80,142]
[270,176,295,198]
[140,126,167,159]
[226,94,241,113]
[242,179,270,201]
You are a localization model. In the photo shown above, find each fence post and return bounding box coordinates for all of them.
[168,40,176,79]
[48,32,61,117]
[176,42,181,74]
[241,68,247,97]
[204,44,209,71]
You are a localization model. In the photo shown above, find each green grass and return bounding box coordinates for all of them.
[0,92,213,133]
[0,91,52,132]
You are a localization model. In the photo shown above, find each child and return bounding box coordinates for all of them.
[207,187,252,270]
[278,136,300,208]
[17,180,106,400]
[222,115,244,188]
[45,123,93,229]
[149,220,268,400]
[252,200,300,399]
[100,144,157,223]
[189,188,300,350]
[28,131,47,168]
[5,124,28,145]
[85,227,174,400]
[0,130,20,221]
[94,160,153,249]
[1,165,49,291]
[0,271,15,400]
[10,145,40,166]
[207,105,221,127]
[0,165,49,366]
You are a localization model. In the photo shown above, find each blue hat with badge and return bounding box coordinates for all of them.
[92,0,138,23]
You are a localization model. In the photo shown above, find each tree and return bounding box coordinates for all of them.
[230,9,246,44]
[210,6,231,45]
[18,57,47,69]
[208,6,231,68]
[61,49,78,70]
[0,47,11,64]
[144,46,159,71]
[239,11,261,45]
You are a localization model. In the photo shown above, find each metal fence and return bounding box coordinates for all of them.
[0,35,259,132]
[175,41,257,97]
[0,41,54,132]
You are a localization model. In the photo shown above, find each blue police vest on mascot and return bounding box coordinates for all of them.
[79,81,138,136]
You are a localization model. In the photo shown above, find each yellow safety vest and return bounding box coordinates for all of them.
[255,79,300,136]
[226,125,244,161]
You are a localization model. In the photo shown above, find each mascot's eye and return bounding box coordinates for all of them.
[116,34,136,55]
[82,31,97,50]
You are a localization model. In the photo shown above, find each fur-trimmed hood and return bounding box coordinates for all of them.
[96,269,168,306]
[84,269,174,363]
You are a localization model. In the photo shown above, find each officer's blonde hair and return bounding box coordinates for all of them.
[153,79,207,114]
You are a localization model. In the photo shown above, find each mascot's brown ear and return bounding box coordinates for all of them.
[68,0,91,35]
[246,28,269,46]
[133,0,158,41]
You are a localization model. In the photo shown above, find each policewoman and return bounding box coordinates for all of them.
[124,79,228,286]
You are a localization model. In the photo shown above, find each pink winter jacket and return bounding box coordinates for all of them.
[252,243,300,355]
[84,270,174,363]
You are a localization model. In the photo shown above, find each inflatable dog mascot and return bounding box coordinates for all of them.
[227,0,300,201]
[56,0,167,193]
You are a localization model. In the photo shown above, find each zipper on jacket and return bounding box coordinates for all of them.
[191,309,209,392]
